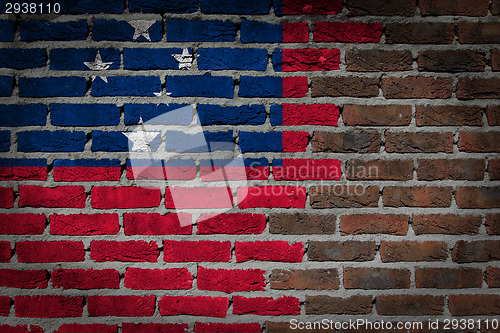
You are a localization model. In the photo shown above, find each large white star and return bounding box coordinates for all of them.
[123,119,160,152]
[129,20,155,41]
[84,51,113,83]
[173,48,193,70]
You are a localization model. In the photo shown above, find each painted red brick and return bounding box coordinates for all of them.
[121,323,188,333]
[281,104,340,126]
[15,295,84,318]
[0,296,10,316]
[164,240,231,262]
[50,213,118,235]
[54,166,120,182]
[52,269,119,290]
[124,267,192,290]
[0,187,13,208]
[282,131,308,152]
[274,159,341,180]
[159,296,228,318]
[55,324,118,333]
[91,186,160,209]
[233,296,300,315]
[87,295,155,317]
[282,49,340,71]
[237,186,306,208]
[314,22,382,43]
[0,214,45,235]
[0,241,10,262]
[165,187,233,209]
[197,213,266,234]
[282,0,342,15]
[282,77,308,98]
[283,22,308,43]
[0,325,43,333]
[197,266,265,293]
[0,165,47,181]
[90,241,158,262]
[194,323,261,333]
[19,185,86,208]
[0,269,48,289]
[16,241,84,263]
[124,212,192,235]
[235,241,303,262]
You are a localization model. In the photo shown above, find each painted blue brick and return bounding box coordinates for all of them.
[239,132,283,152]
[50,104,120,126]
[198,104,266,125]
[92,131,130,152]
[273,159,283,167]
[200,0,270,14]
[19,77,87,97]
[0,104,47,126]
[0,49,47,69]
[129,0,197,13]
[197,48,268,71]
[92,19,162,42]
[0,131,9,152]
[166,19,236,42]
[124,48,189,70]
[274,0,283,16]
[270,104,283,126]
[244,157,269,168]
[17,131,86,152]
[91,76,161,97]
[167,73,234,98]
[165,131,234,153]
[0,76,13,97]
[0,20,15,41]
[272,49,283,72]
[241,20,282,43]
[124,104,192,125]
[239,76,282,98]
[20,21,87,41]
[55,159,120,167]
[50,48,120,70]
[60,0,124,13]
[0,159,46,167]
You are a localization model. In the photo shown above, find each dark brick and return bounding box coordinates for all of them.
[308,241,376,262]
[458,22,500,44]
[449,295,500,315]
[343,105,412,126]
[269,213,335,234]
[310,185,379,208]
[386,132,453,153]
[458,132,500,152]
[20,21,87,41]
[306,295,372,315]
[418,50,486,72]
[386,23,454,44]
[486,214,500,235]
[129,0,197,13]
[492,49,500,71]
[346,159,413,181]
[270,269,339,290]
[452,240,500,262]
[312,77,379,97]
[382,77,452,99]
[420,0,489,16]
[456,186,500,208]
[415,268,482,288]
[486,105,500,125]
[380,241,448,262]
[200,0,270,14]
[485,267,500,287]
[457,78,500,99]
[417,159,484,180]
[0,49,47,69]
[344,268,410,289]
[376,295,444,315]
[416,105,483,126]
[340,214,409,235]
[312,131,381,153]
[346,0,416,16]
[383,186,452,207]
[413,214,482,235]
[346,49,412,71]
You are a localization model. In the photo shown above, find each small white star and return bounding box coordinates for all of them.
[129,20,155,41]
[173,48,193,70]
[84,51,113,83]
[123,123,161,152]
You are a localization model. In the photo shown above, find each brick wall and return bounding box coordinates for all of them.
[0,0,499,332]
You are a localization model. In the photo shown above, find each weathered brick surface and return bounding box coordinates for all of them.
[343,105,412,126]
[344,268,410,289]
[305,295,373,315]
[346,50,413,72]
[270,269,339,290]
[415,268,482,288]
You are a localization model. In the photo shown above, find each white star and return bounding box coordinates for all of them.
[123,125,161,152]
[129,20,155,41]
[84,51,113,83]
[173,48,193,70]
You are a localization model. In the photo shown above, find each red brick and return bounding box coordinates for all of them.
[282,131,308,152]
[449,295,500,315]
[343,105,412,126]
[452,240,500,262]
[124,212,192,235]
[458,22,500,44]
[283,22,308,43]
[344,267,410,289]
[0,296,10,316]
[237,186,306,209]
[382,77,452,99]
[87,295,155,317]
[418,50,486,72]
[124,267,192,290]
[122,323,188,333]
[346,159,413,181]
[380,241,448,262]
[194,323,261,333]
[274,159,341,181]
[236,241,303,262]
[282,77,308,98]
[314,22,382,43]
[0,269,48,289]
[310,185,379,208]
[486,105,500,125]
[0,325,43,333]
[386,132,453,153]
[197,266,265,293]
[455,186,500,208]
[15,295,83,318]
[493,0,500,15]
[0,187,13,208]
[0,241,10,262]
[457,78,500,99]
[486,214,500,235]
[386,23,454,44]
[282,49,340,71]
[308,241,376,261]
[54,166,120,182]
[281,104,340,126]
[269,213,335,234]
[340,214,409,235]
[489,159,500,181]
[164,240,231,262]
[492,49,500,71]
[312,131,381,153]
[52,269,119,290]
[346,0,416,16]
[90,240,158,262]
[233,296,300,316]
[420,0,489,16]
[19,185,85,208]
[306,295,372,315]
[50,213,118,235]
[416,105,483,126]
[384,186,452,208]
[16,241,84,263]
[165,187,233,209]
[159,296,228,318]
[312,76,379,97]
[415,268,482,288]
[418,159,484,181]
[282,0,342,15]
[91,186,160,209]
[346,49,412,72]
[376,295,444,315]
[0,163,47,181]
[413,214,482,235]
[55,324,118,333]
[270,269,339,290]
[198,213,265,235]
[485,267,500,287]
[0,214,45,235]
[458,132,500,152]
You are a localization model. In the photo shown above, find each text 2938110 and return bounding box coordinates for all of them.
[5,2,60,14]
